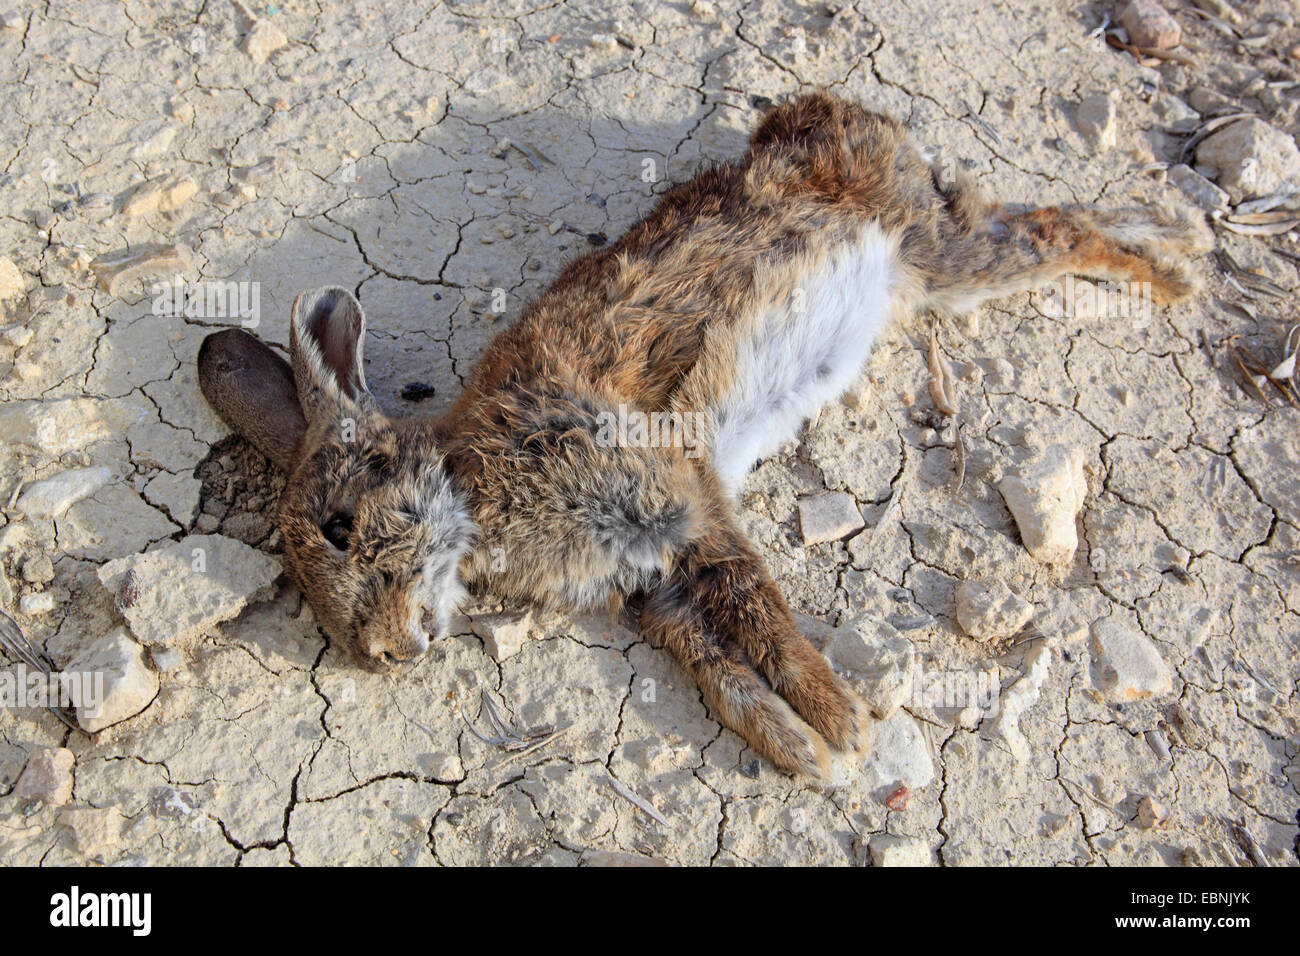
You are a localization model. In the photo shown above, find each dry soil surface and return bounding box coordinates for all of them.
[0,0,1297,866]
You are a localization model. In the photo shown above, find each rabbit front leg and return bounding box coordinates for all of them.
[640,509,869,780]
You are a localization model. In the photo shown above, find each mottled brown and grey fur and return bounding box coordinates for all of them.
[198,93,1212,780]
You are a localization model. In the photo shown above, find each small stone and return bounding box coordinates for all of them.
[90,244,193,296]
[588,33,618,50]
[1076,91,1119,152]
[243,18,287,64]
[797,491,864,546]
[168,97,195,124]
[1144,729,1170,760]
[14,466,112,519]
[56,806,126,863]
[1091,618,1172,701]
[1167,164,1229,212]
[66,628,159,732]
[987,356,1015,386]
[14,747,75,806]
[21,554,53,584]
[884,784,910,811]
[0,256,26,304]
[122,174,199,217]
[470,610,536,661]
[1118,0,1182,50]
[1186,86,1233,115]
[96,534,281,647]
[1151,94,1199,132]
[195,513,220,534]
[1136,795,1171,829]
[128,122,178,161]
[825,615,914,718]
[863,710,934,791]
[0,569,13,608]
[0,11,25,31]
[869,834,933,866]
[997,445,1088,566]
[3,324,32,349]
[423,752,462,780]
[151,646,185,672]
[989,642,1052,763]
[1195,118,1300,203]
[18,591,54,616]
[954,578,1032,642]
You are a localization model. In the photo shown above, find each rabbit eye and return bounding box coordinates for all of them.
[322,513,354,551]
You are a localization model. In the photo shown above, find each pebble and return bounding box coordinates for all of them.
[954,577,1033,642]
[122,174,199,217]
[1091,618,1172,701]
[1195,117,1300,203]
[56,805,125,863]
[796,491,864,546]
[13,747,75,806]
[14,466,112,519]
[1167,163,1229,212]
[1076,91,1119,151]
[1118,0,1182,50]
[129,123,178,161]
[243,18,287,64]
[990,642,1053,763]
[151,647,185,672]
[3,324,32,349]
[90,244,193,296]
[997,445,1088,566]
[96,534,281,647]
[1144,728,1171,760]
[862,710,934,790]
[470,610,537,661]
[1186,86,1233,114]
[168,97,196,124]
[21,553,53,584]
[1136,795,1171,829]
[0,11,24,31]
[66,628,159,732]
[18,591,53,616]
[868,833,933,866]
[0,256,25,304]
[1151,94,1199,133]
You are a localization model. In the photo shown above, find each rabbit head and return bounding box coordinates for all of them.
[198,287,475,672]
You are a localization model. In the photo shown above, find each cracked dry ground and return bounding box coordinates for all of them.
[1,0,1298,866]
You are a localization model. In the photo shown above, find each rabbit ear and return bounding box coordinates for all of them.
[290,285,371,423]
[198,329,307,470]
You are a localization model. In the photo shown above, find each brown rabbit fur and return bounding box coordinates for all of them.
[198,92,1212,780]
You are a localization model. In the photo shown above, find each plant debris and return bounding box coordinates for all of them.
[0,610,79,731]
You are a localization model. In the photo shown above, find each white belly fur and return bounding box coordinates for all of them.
[710,222,897,495]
